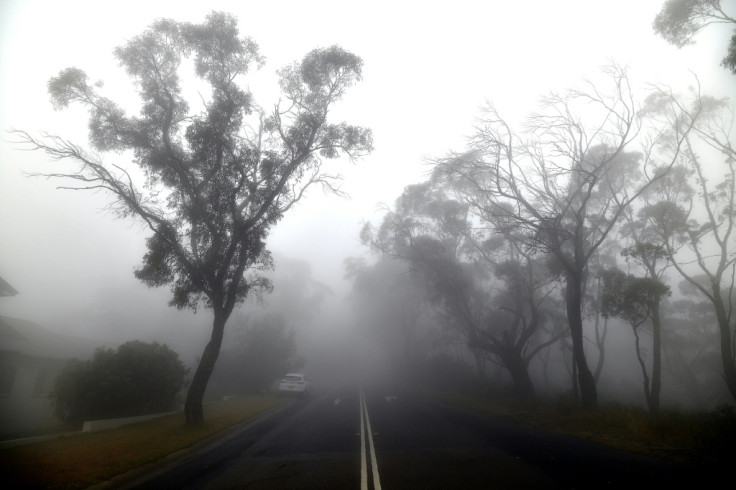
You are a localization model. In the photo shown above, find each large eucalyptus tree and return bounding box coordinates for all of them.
[15,12,372,423]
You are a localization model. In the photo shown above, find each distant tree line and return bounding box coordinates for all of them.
[344,0,736,413]
[357,62,735,413]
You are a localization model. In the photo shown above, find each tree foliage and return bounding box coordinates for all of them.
[16,12,371,423]
[50,341,188,427]
[653,0,736,73]
[600,269,670,326]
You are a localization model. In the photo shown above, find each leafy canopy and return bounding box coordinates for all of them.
[37,12,372,313]
[653,0,736,73]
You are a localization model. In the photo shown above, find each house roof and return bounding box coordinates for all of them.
[0,316,100,360]
[0,276,18,297]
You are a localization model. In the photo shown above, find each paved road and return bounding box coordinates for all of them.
[121,388,705,489]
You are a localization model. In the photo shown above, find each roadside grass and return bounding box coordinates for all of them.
[0,395,287,489]
[436,392,736,464]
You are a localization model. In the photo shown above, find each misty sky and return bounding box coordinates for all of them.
[1,0,734,356]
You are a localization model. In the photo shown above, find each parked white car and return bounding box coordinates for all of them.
[278,373,310,397]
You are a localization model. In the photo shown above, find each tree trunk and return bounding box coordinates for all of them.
[650,299,662,415]
[593,315,608,383]
[633,325,653,414]
[185,310,228,424]
[571,355,579,402]
[566,273,597,407]
[712,288,736,401]
[502,349,535,399]
[592,275,607,383]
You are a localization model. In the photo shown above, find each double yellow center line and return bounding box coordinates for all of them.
[359,390,382,490]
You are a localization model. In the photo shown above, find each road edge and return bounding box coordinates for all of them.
[90,399,295,489]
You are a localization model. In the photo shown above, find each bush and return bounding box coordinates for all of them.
[51,341,188,426]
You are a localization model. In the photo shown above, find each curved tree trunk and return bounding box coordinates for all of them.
[502,350,535,399]
[185,310,228,424]
[632,325,653,413]
[566,274,597,407]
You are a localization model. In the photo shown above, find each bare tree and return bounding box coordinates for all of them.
[640,85,736,400]
[431,65,697,407]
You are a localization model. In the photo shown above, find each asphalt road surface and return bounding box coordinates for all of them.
[118,388,709,489]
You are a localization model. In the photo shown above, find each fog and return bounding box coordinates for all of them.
[1,0,735,440]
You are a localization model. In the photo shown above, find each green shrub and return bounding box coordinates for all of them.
[50,341,188,426]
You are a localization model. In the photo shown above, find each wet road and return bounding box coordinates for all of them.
[121,388,698,489]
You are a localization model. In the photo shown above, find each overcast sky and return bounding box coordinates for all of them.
[1,0,734,352]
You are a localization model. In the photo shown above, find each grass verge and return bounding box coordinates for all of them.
[436,392,735,464]
[0,395,287,489]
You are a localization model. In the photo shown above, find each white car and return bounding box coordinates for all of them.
[278,373,311,396]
